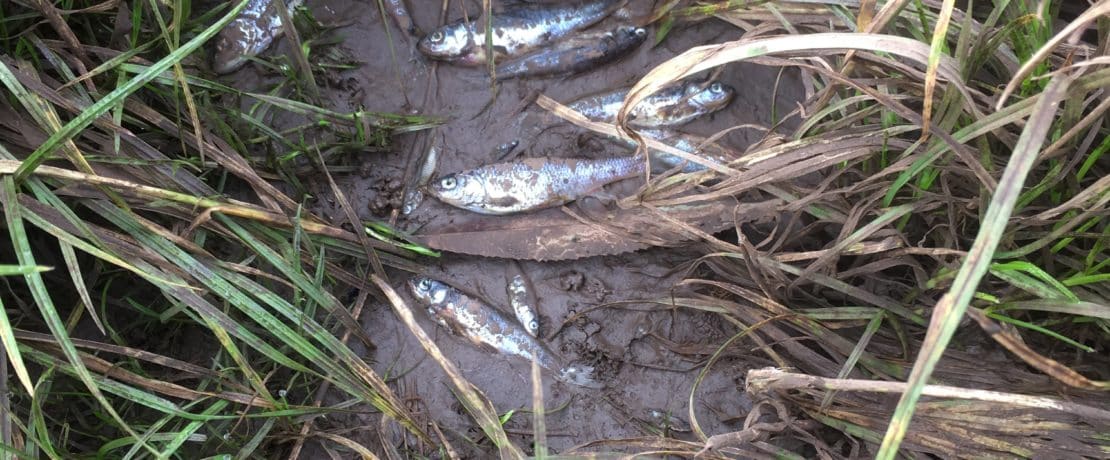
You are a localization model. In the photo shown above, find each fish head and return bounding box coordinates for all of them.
[418,25,478,63]
[612,26,647,48]
[684,80,735,112]
[428,172,488,212]
[407,276,449,306]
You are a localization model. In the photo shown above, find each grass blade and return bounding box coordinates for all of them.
[0,295,33,395]
[12,0,255,183]
[874,70,1074,460]
[0,177,156,456]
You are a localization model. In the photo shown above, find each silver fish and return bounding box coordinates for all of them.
[417,0,623,66]
[213,0,304,74]
[401,189,423,215]
[636,129,737,173]
[567,80,735,127]
[428,155,644,215]
[407,276,597,387]
[506,261,539,337]
[495,26,646,81]
[402,139,442,215]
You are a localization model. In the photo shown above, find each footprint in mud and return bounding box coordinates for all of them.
[556,270,610,301]
[366,176,404,215]
[558,270,585,291]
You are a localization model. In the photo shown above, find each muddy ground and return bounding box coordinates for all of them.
[227,0,806,456]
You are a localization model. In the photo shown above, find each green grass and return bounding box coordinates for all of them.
[0,0,439,455]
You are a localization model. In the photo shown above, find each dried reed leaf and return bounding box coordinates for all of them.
[415,199,747,260]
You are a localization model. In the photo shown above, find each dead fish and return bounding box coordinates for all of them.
[567,80,735,127]
[407,276,597,387]
[417,142,441,185]
[495,26,646,81]
[637,129,737,173]
[505,261,539,337]
[402,139,441,215]
[417,0,623,66]
[382,0,420,37]
[428,155,644,215]
[213,0,305,74]
[401,189,423,215]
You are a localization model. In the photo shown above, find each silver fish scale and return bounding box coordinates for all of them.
[568,85,685,123]
[490,1,612,57]
[412,278,562,371]
[638,129,733,173]
[213,0,304,73]
[453,155,643,214]
[568,81,721,127]
[420,0,619,64]
[507,274,539,336]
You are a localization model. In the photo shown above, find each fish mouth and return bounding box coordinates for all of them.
[406,277,429,300]
[212,50,247,75]
[417,38,470,63]
[416,38,444,59]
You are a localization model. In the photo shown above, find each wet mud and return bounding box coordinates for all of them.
[223,0,806,455]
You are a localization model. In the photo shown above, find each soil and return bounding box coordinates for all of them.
[226,0,806,456]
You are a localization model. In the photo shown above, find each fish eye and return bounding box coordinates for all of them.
[634,28,646,37]
[439,175,457,189]
[430,31,444,43]
[417,278,431,291]
[529,320,539,330]
[710,82,723,93]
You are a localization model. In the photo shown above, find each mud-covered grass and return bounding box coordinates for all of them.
[0,0,1107,458]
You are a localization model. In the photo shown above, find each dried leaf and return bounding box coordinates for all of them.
[415,199,770,260]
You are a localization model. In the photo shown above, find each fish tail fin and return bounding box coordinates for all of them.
[557,365,603,388]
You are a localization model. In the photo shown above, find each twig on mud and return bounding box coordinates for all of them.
[745,367,1110,421]
[695,399,791,459]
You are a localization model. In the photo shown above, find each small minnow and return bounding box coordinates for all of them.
[213,0,305,74]
[428,155,644,215]
[402,139,441,215]
[505,261,539,337]
[382,0,420,37]
[636,129,737,173]
[492,140,519,159]
[401,189,423,215]
[407,277,597,387]
[567,80,735,127]
[417,0,623,66]
[495,26,646,81]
